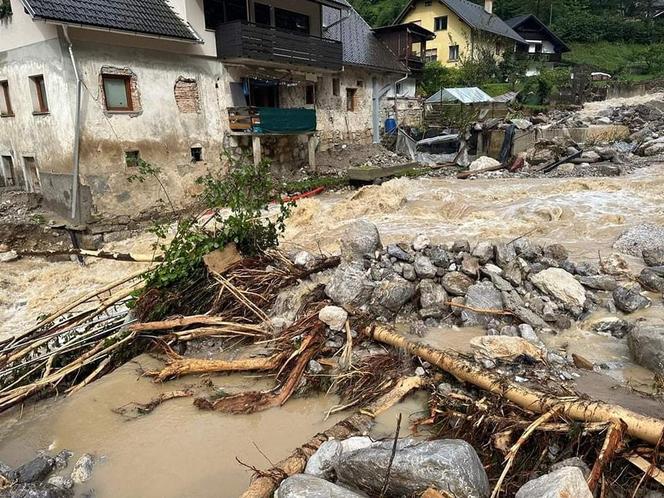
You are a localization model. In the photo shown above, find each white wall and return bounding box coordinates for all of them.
[0,0,58,52]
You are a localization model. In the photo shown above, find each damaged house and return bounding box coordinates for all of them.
[0,0,406,222]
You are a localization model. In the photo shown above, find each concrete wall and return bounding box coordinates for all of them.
[0,0,59,52]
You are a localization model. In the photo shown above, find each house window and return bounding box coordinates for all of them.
[174,77,200,113]
[346,88,356,112]
[254,2,271,25]
[103,75,133,111]
[449,45,460,61]
[275,8,309,34]
[332,78,340,97]
[29,75,49,114]
[204,0,247,30]
[191,147,203,162]
[125,150,140,167]
[305,84,315,105]
[0,80,13,117]
[425,48,438,62]
[434,16,448,31]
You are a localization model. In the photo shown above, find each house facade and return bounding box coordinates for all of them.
[0,0,406,222]
[506,14,569,76]
[393,0,524,67]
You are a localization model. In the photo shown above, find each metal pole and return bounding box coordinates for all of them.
[63,26,82,222]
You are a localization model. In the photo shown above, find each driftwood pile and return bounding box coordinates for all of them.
[3,248,664,497]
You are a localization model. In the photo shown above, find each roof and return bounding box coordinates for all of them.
[426,87,494,104]
[323,0,407,73]
[373,22,436,41]
[21,0,201,42]
[395,0,525,44]
[506,14,570,52]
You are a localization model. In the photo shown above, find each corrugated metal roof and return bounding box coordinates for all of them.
[426,87,494,103]
[22,0,201,42]
[323,0,407,73]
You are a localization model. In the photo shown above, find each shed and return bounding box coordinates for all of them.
[426,87,494,104]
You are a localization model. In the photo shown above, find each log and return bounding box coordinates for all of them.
[129,316,264,333]
[239,375,424,498]
[366,325,664,445]
[148,352,287,382]
[587,419,626,492]
[16,248,161,262]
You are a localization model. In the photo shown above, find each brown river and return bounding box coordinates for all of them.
[1,159,664,496]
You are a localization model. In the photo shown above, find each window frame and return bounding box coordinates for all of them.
[30,75,49,114]
[102,74,134,112]
[0,80,13,117]
[449,44,460,62]
[425,48,438,63]
[332,78,340,97]
[346,87,356,112]
[434,16,448,31]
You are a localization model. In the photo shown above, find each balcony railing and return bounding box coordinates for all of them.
[216,20,343,71]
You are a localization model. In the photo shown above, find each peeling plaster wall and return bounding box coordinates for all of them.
[72,41,231,218]
[0,0,59,52]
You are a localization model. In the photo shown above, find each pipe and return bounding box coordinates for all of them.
[63,26,82,222]
[372,73,408,144]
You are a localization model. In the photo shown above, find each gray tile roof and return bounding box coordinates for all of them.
[506,14,570,52]
[22,0,201,42]
[396,0,525,44]
[324,0,407,73]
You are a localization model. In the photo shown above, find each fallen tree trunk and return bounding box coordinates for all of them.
[366,325,664,446]
[239,375,424,498]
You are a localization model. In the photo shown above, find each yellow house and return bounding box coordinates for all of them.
[394,0,525,67]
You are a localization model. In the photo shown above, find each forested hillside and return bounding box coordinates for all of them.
[349,0,664,43]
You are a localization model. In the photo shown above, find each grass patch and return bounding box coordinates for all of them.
[481,83,515,97]
[564,42,664,81]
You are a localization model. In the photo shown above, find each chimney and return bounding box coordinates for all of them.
[484,0,493,14]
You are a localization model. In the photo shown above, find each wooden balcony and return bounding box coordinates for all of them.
[216,20,343,71]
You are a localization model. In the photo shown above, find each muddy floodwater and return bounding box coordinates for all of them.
[1,161,664,496]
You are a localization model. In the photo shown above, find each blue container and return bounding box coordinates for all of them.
[385,117,397,135]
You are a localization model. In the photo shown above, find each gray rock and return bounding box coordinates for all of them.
[613,224,664,257]
[518,324,543,347]
[550,457,590,478]
[442,272,474,297]
[461,254,480,276]
[513,238,542,261]
[428,245,451,267]
[580,150,601,163]
[308,360,323,374]
[592,317,631,338]
[495,243,516,267]
[452,240,471,253]
[613,285,652,313]
[386,244,413,263]
[335,439,489,498]
[418,280,449,319]
[0,461,12,477]
[414,255,437,279]
[575,261,600,276]
[577,275,618,291]
[401,263,416,281]
[628,321,664,376]
[472,242,494,264]
[0,483,73,498]
[462,281,503,327]
[339,437,373,454]
[304,440,342,479]
[276,474,364,498]
[500,326,519,337]
[70,454,94,484]
[644,246,664,267]
[530,268,587,308]
[511,118,533,130]
[639,267,664,292]
[53,451,72,472]
[46,477,74,490]
[488,272,513,292]
[293,251,315,269]
[515,467,592,498]
[543,244,569,262]
[319,306,348,331]
[371,275,416,313]
[325,263,374,307]
[598,164,621,176]
[12,456,55,484]
[512,307,548,330]
[340,220,381,261]
[503,260,523,286]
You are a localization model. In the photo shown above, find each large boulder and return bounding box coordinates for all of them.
[613,224,664,257]
[326,263,374,307]
[643,246,664,267]
[335,439,489,498]
[304,440,343,480]
[577,275,618,291]
[628,321,664,376]
[370,275,416,314]
[340,220,381,261]
[530,268,586,308]
[613,284,652,313]
[276,474,364,498]
[639,268,664,292]
[0,483,73,498]
[418,280,449,319]
[462,281,503,326]
[11,456,54,484]
[70,454,94,484]
[515,466,592,498]
[469,156,501,172]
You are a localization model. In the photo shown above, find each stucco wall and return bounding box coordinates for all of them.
[402,0,471,67]
[0,0,59,52]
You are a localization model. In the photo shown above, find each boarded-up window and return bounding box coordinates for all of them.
[174,78,200,113]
